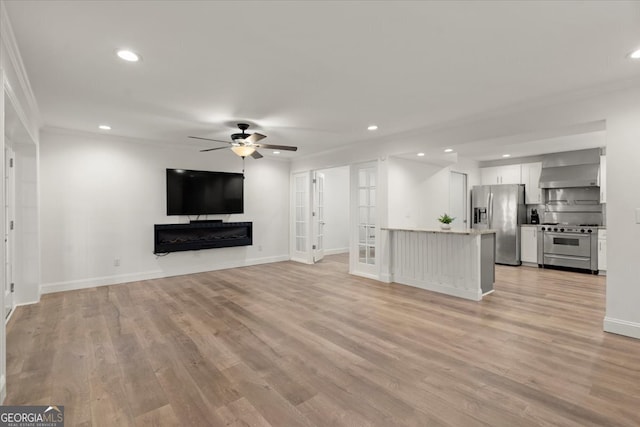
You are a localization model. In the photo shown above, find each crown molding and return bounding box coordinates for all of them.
[1,1,41,140]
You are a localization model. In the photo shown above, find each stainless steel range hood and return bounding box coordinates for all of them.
[539,148,600,189]
[539,163,600,188]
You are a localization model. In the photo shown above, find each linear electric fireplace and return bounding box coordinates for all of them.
[154,221,252,253]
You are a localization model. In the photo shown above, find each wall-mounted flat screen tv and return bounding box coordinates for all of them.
[166,169,244,215]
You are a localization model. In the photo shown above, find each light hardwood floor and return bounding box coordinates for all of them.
[5,255,640,426]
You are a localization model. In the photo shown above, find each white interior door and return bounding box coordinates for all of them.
[450,171,468,230]
[350,163,377,278]
[312,172,325,263]
[4,146,14,319]
[291,172,312,263]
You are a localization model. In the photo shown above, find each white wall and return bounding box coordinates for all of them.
[39,128,291,293]
[603,92,640,339]
[318,166,349,254]
[387,156,479,229]
[388,158,442,228]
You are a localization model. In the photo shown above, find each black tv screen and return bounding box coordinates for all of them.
[166,169,244,215]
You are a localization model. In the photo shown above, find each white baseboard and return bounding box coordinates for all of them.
[521,262,538,268]
[603,316,640,340]
[15,300,40,308]
[324,247,349,256]
[40,255,290,295]
[41,270,164,294]
[349,270,380,281]
[378,272,392,283]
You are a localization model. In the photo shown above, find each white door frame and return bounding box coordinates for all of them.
[3,144,14,320]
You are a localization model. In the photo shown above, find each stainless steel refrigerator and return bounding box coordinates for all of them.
[471,184,525,265]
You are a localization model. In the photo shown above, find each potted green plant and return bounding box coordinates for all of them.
[438,213,455,230]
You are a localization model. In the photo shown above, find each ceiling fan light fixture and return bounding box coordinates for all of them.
[231,145,256,157]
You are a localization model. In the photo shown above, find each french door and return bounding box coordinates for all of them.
[350,162,377,278]
[312,172,325,263]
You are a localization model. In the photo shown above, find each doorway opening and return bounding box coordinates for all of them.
[312,166,349,263]
[450,171,468,229]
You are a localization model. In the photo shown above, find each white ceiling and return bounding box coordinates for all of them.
[5,1,640,160]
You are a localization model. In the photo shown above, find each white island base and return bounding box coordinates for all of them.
[383,228,496,301]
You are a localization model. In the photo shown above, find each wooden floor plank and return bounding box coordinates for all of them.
[6,254,640,426]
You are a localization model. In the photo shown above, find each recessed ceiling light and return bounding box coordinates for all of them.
[98,124,111,130]
[502,154,511,158]
[444,148,453,153]
[629,49,640,59]
[273,151,281,154]
[367,125,378,131]
[417,152,425,157]
[116,49,141,62]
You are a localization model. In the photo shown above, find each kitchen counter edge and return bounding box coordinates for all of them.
[382,227,496,235]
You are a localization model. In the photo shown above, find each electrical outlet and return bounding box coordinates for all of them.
[114,258,120,267]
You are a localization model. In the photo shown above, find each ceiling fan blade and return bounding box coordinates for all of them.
[256,143,298,151]
[251,150,264,159]
[244,132,267,144]
[200,146,230,152]
[189,136,233,144]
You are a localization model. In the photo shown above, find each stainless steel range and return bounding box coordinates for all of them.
[537,224,599,274]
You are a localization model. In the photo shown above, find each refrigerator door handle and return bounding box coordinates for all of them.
[488,192,493,228]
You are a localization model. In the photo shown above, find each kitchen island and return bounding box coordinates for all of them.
[381,227,496,301]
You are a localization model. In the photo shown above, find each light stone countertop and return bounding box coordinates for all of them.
[382,227,496,235]
[520,224,607,229]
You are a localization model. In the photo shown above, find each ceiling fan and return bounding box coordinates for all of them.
[189,123,298,159]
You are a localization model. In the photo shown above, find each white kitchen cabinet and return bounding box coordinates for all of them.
[521,162,543,204]
[520,225,538,264]
[599,155,606,204]
[598,229,607,272]
[481,164,522,185]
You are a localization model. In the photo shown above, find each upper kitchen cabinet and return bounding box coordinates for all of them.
[521,162,543,204]
[481,164,522,185]
[599,155,606,203]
